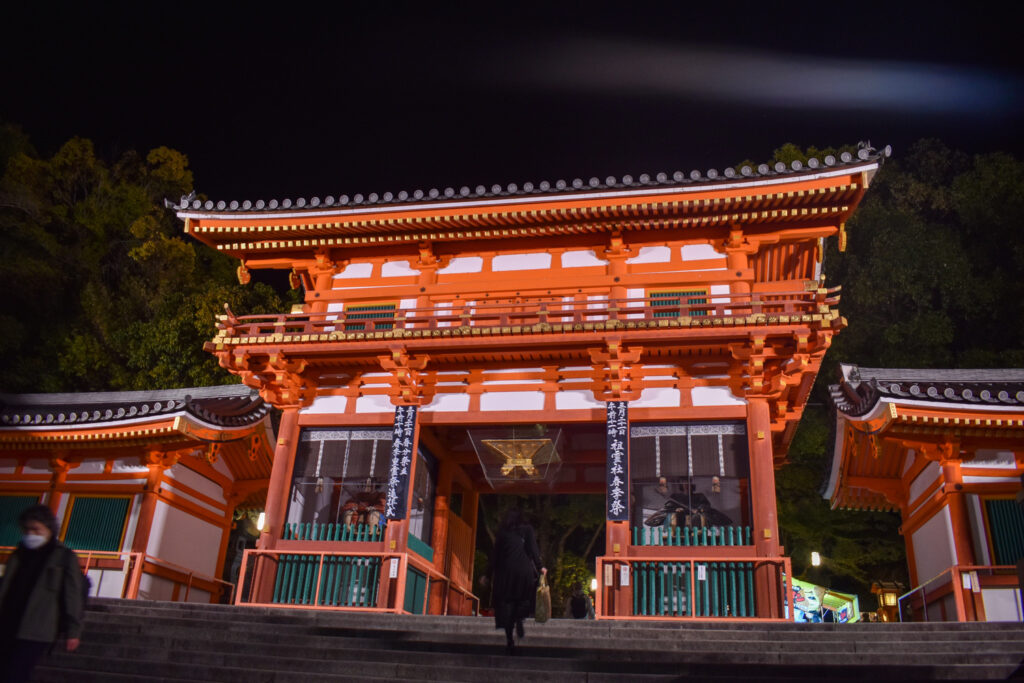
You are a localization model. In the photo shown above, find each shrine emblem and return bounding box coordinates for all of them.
[481,439,551,478]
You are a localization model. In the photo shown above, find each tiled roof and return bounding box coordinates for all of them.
[167,143,891,215]
[0,385,269,429]
[830,364,1024,417]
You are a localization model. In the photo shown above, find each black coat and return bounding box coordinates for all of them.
[490,523,541,628]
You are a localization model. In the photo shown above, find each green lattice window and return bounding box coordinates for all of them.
[0,495,41,547]
[344,303,396,331]
[651,290,708,317]
[62,496,131,552]
[985,498,1024,565]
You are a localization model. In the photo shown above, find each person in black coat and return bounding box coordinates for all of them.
[490,507,545,654]
[0,504,85,683]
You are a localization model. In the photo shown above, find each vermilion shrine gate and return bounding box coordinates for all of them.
[164,146,887,619]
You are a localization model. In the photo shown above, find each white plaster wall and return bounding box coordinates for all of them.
[212,457,233,481]
[681,244,723,261]
[165,466,226,503]
[965,450,1016,468]
[73,461,104,474]
[981,588,1023,621]
[420,394,471,413]
[631,387,681,408]
[626,246,670,264]
[381,260,420,277]
[480,391,545,411]
[301,395,349,414]
[963,476,1021,484]
[113,458,149,474]
[88,567,128,598]
[909,461,941,504]
[902,449,917,475]
[355,395,397,413]
[333,263,374,279]
[146,500,222,577]
[121,494,142,552]
[966,494,991,565]
[691,386,746,406]
[911,505,957,585]
[439,257,483,274]
[492,253,552,271]
[555,390,605,410]
[0,459,17,473]
[561,250,607,267]
[22,459,50,474]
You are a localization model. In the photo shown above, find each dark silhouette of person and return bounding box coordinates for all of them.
[0,504,85,683]
[490,507,545,654]
[565,581,594,619]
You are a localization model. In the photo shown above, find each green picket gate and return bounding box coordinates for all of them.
[271,522,384,607]
[631,560,755,617]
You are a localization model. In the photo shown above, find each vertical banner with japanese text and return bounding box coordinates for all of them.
[385,405,417,520]
[606,401,629,521]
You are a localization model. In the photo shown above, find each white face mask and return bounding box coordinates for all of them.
[22,533,48,550]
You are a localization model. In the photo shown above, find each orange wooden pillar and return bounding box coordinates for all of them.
[46,455,74,517]
[941,457,984,621]
[253,406,299,603]
[132,452,168,553]
[428,459,453,614]
[747,398,782,617]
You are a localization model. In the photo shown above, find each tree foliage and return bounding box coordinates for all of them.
[0,128,294,392]
[776,139,1024,604]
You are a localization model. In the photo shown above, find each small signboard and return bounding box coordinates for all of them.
[605,401,629,521]
[385,405,417,520]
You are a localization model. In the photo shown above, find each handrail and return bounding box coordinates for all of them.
[0,547,235,603]
[898,563,1020,622]
[215,287,837,341]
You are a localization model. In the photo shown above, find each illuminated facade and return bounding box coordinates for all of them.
[165,146,886,618]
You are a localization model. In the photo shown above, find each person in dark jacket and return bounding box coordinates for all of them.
[0,504,85,683]
[490,507,545,655]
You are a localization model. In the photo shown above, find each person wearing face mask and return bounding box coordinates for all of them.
[0,504,85,683]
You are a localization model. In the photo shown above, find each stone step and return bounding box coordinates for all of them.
[75,614,1024,655]
[84,599,1024,644]
[32,599,1024,682]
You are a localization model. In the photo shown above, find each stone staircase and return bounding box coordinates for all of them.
[34,598,1024,681]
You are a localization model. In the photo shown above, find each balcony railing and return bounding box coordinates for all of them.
[214,286,839,344]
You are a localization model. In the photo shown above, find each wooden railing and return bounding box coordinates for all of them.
[282,521,384,543]
[633,525,752,547]
[0,548,235,604]
[595,554,791,621]
[214,287,838,342]
[899,564,1022,622]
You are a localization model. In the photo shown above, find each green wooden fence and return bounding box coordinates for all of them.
[632,561,755,617]
[272,523,385,607]
[271,553,382,607]
[632,525,751,546]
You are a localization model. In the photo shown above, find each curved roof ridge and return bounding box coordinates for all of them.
[0,384,257,406]
[168,143,891,216]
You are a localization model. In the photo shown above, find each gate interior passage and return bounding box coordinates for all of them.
[235,417,793,620]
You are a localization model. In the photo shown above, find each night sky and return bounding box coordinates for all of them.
[4,4,1022,202]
